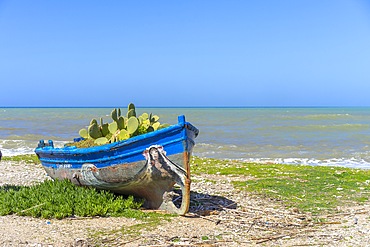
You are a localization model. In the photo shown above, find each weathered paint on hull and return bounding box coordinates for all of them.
[35,115,198,215]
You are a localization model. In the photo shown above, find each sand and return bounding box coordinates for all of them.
[1,160,370,246]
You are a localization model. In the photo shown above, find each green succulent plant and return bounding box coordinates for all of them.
[118,129,129,141]
[111,108,118,122]
[94,137,109,145]
[88,122,102,139]
[79,128,88,139]
[117,116,125,130]
[108,122,118,134]
[127,116,139,135]
[74,102,169,148]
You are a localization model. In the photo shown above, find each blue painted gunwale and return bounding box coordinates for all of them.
[35,115,199,170]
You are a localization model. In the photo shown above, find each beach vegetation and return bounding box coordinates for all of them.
[90,211,173,245]
[3,153,370,218]
[191,157,370,215]
[0,179,146,219]
[65,103,169,148]
[2,154,40,164]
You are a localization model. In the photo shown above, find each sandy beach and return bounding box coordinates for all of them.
[1,159,370,246]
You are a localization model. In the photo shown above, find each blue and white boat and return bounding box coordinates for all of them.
[35,115,199,215]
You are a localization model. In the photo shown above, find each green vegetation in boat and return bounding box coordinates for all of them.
[65,103,170,148]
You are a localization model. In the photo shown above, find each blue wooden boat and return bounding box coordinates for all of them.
[35,115,199,215]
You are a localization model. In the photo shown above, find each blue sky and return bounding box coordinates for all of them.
[1,1,370,107]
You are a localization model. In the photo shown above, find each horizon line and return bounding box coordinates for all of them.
[1,105,370,108]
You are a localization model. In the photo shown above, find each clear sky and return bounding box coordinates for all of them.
[1,1,370,107]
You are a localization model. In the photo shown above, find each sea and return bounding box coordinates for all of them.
[1,107,370,169]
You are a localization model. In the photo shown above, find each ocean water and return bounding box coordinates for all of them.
[1,107,370,169]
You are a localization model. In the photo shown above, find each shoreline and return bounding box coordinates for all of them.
[3,107,370,171]
[3,151,370,170]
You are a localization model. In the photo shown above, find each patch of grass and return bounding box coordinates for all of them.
[2,154,40,164]
[171,237,181,242]
[120,212,172,234]
[191,157,370,215]
[0,179,143,219]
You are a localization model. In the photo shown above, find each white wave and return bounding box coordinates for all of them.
[0,139,67,156]
[241,157,370,169]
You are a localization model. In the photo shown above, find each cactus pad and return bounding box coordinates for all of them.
[111,108,118,122]
[88,122,102,139]
[94,137,109,145]
[79,129,88,139]
[118,129,130,141]
[127,117,139,134]
[117,116,125,130]
[108,122,118,134]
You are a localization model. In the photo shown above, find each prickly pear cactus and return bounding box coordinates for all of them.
[127,116,139,134]
[72,102,169,148]
[101,123,109,136]
[79,129,88,139]
[118,129,129,141]
[117,116,125,130]
[90,119,98,126]
[108,122,118,134]
[88,122,102,139]
[111,108,118,122]
[94,137,109,145]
